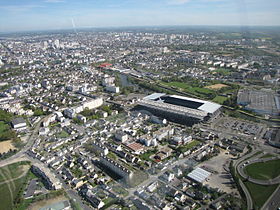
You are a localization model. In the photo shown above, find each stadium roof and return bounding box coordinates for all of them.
[142,93,221,115]
[187,167,211,183]
[143,93,166,100]
[169,95,221,114]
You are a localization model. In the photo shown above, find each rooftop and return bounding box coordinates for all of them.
[187,167,211,183]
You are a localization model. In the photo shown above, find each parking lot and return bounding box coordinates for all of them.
[198,150,237,194]
[214,117,265,138]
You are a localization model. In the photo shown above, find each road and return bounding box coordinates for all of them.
[261,184,280,210]
[0,116,93,209]
[0,116,45,168]
[238,156,280,186]
[233,149,261,210]
[124,143,210,200]
[239,179,253,210]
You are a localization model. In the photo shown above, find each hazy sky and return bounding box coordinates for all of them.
[0,0,279,32]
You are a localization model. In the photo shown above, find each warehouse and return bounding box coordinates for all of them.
[137,93,221,126]
[237,89,280,116]
[187,167,211,183]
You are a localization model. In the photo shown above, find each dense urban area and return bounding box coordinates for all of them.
[0,26,279,210]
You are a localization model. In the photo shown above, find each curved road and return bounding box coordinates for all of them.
[0,116,46,168]
[237,156,280,186]
[235,150,280,210]
[233,150,261,210]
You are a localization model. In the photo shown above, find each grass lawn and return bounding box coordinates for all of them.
[112,186,129,197]
[161,82,214,97]
[0,121,16,141]
[0,161,30,182]
[260,154,276,159]
[0,176,27,210]
[214,68,231,76]
[139,150,157,161]
[55,130,69,138]
[0,121,9,133]
[0,162,31,210]
[212,95,228,104]
[178,140,201,153]
[244,159,280,180]
[244,182,278,209]
[102,197,118,209]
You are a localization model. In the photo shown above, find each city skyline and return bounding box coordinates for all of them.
[0,0,280,32]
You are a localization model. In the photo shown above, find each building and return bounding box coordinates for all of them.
[31,165,62,190]
[154,147,173,161]
[92,141,109,155]
[266,129,280,148]
[105,85,120,93]
[63,97,103,119]
[126,142,145,154]
[102,77,115,86]
[115,131,128,142]
[139,134,158,147]
[138,93,221,126]
[153,126,174,141]
[187,167,211,184]
[99,155,134,182]
[237,89,280,116]
[82,97,103,110]
[83,189,105,209]
[11,118,27,131]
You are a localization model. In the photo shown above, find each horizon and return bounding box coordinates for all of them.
[1,24,280,34]
[0,0,279,32]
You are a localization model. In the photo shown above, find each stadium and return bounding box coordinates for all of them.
[137,93,222,126]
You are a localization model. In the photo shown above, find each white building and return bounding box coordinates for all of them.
[115,131,128,143]
[11,118,27,131]
[105,85,120,93]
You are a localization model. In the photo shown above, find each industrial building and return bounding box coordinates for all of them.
[265,129,280,148]
[138,93,221,126]
[11,117,27,131]
[187,167,211,184]
[237,89,280,116]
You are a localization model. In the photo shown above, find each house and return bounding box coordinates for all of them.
[39,127,49,136]
[163,171,175,182]
[153,126,174,141]
[147,181,158,193]
[115,131,128,142]
[85,190,105,209]
[139,134,157,147]
[174,192,187,202]
[155,147,173,161]
[72,179,84,189]
[211,201,223,210]
[77,115,86,123]
[173,167,183,177]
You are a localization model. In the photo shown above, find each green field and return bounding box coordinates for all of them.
[162,81,215,98]
[0,161,30,182]
[0,121,9,133]
[244,159,280,180]
[213,95,228,104]
[0,162,31,210]
[178,140,201,153]
[214,68,231,76]
[139,149,157,161]
[0,177,28,210]
[0,121,16,141]
[55,130,69,138]
[244,182,278,209]
[260,154,276,159]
